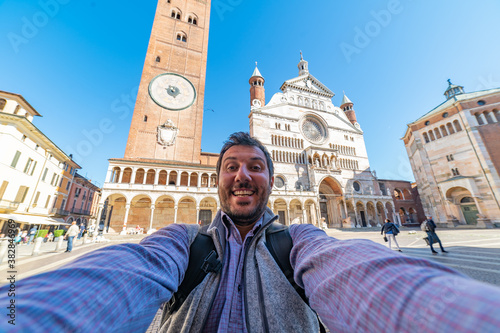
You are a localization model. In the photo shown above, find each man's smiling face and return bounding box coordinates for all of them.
[217,145,274,226]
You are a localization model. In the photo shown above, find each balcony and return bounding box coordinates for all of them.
[0,199,20,213]
[71,208,91,215]
[50,208,70,216]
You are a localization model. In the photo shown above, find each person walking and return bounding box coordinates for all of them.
[421,215,448,254]
[381,219,402,252]
[65,221,79,253]
[27,225,38,245]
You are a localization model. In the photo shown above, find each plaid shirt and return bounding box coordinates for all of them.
[203,213,262,332]
[2,223,500,332]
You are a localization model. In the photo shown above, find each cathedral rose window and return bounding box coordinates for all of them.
[301,116,327,143]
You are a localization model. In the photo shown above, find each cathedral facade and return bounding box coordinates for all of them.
[249,56,395,228]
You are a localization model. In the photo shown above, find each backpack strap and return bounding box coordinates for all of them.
[265,222,326,333]
[162,225,221,323]
[265,222,308,304]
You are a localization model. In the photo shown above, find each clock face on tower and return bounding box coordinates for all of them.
[148,73,197,111]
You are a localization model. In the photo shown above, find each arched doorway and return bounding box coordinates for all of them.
[273,199,287,225]
[154,196,175,229]
[445,187,480,225]
[129,195,152,230]
[460,197,478,225]
[199,197,217,226]
[177,197,197,224]
[318,177,343,228]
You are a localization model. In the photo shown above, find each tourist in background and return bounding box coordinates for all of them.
[381,219,402,252]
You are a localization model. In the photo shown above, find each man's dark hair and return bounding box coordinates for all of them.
[216,132,274,181]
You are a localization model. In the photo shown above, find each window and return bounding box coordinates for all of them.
[144,115,148,122]
[176,32,187,42]
[0,181,8,201]
[11,151,21,168]
[66,181,71,190]
[379,182,386,195]
[353,181,360,192]
[21,135,27,142]
[14,186,29,203]
[442,112,449,118]
[452,168,460,176]
[155,56,161,63]
[44,195,51,208]
[24,158,33,174]
[51,173,57,186]
[423,132,430,143]
[477,100,486,106]
[0,98,6,111]
[59,178,64,187]
[425,121,430,126]
[33,191,40,206]
[42,168,48,181]
[30,161,37,176]
[14,105,21,114]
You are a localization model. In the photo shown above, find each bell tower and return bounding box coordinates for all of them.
[249,63,265,108]
[124,0,211,163]
[341,92,358,125]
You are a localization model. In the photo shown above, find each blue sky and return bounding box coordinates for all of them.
[1,0,500,186]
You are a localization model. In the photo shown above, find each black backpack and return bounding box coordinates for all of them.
[160,222,325,331]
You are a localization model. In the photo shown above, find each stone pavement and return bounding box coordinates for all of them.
[0,233,147,284]
[2,227,500,287]
[325,227,500,287]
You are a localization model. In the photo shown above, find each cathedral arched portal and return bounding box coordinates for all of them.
[318,177,343,228]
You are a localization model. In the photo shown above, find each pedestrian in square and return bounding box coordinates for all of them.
[381,219,402,252]
[421,215,448,254]
[65,221,79,253]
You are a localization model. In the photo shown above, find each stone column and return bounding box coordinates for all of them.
[149,205,155,233]
[286,203,290,225]
[105,167,114,183]
[174,205,178,223]
[118,169,124,183]
[154,170,160,185]
[354,206,361,228]
[197,173,202,188]
[187,172,191,187]
[176,172,181,186]
[131,168,137,184]
[196,204,200,224]
[302,208,307,224]
[121,204,131,235]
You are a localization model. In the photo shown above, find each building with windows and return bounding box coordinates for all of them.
[378,179,425,226]
[402,81,500,227]
[64,173,101,229]
[0,90,74,233]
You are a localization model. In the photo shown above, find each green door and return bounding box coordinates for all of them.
[461,204,478,225]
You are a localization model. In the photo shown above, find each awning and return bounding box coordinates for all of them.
[0,213,71,226]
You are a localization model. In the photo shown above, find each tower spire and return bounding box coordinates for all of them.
[298,51,309,76]
[340,92,357,125]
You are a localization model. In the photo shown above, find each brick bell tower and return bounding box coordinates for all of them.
[124,0,211,163]
[249,63,265,108]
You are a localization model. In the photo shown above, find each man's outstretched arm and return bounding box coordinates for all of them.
[290,224,500,333]
[0,224,191,332]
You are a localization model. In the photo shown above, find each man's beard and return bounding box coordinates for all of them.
[219,183,271,226]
